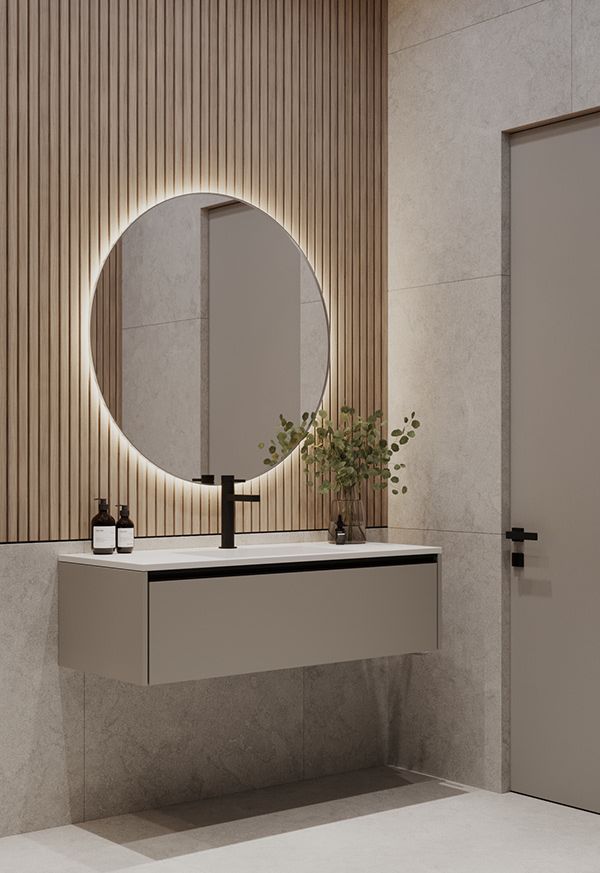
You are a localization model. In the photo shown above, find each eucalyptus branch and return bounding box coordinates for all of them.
[259,406,420,496]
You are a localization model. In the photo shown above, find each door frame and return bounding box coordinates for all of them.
[502,103,600,793]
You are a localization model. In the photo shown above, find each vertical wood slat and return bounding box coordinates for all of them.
[0,0,7,542]
[6,0,18,542]
[0,0,387,543]
[380,0,388,527]
[37,0,50,540]
[27,0,39,541]
[48,0,60,541]
[16,0,28,541]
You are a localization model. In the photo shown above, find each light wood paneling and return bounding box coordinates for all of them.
[0,0,387,543]
[90,241,122,428]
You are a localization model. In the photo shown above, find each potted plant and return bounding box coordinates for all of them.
[259,406,420,543]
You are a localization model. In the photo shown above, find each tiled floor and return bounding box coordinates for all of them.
[1,767,599,873]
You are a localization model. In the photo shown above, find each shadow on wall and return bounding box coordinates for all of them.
[0,543,85,837]
[31,585,85,829]
[78,766,465,861]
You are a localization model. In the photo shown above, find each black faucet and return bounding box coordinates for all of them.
[192,474,260,548]
[219,475,260,549]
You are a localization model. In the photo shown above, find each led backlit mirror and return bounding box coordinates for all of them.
[91,193,329,482]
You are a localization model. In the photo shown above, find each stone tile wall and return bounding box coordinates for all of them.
[0,532,388,836]
[387,0,600,790]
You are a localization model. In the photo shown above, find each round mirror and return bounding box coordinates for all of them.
[90,193,329,482]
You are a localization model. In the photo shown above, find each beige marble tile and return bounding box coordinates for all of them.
[169,789,600,873]
[80,769,460,861]
[0,823,187,873]
[388,0,571,290]
[300,256,322,304]
[573,0,600,112]
[300,300,329,416]
[303,660,388,779]
[121,194,202,329]
[9,824,148,872]
[121,318,203,481]
[0,543,85,837]
[6,785,600,873]
[388,277,503,535]
[83,669,303,821]
[387,529,507,791]
[389,0,538,53]
[111,863,192,872]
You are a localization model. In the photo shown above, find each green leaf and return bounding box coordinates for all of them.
[260,404,419,499]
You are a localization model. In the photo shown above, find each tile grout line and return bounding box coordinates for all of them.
[388,0,548,56]
[301,667,305,780]
[388,526,503,537]
[122,315,205,331]
[82,672,86,822]
[388,274,507,295]
[570,0,573,112]
[385,656,391,768]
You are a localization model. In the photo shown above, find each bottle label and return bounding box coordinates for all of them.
[93,526,115,550]
[117,528,134,549]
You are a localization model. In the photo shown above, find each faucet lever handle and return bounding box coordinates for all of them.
[192,474,215,485]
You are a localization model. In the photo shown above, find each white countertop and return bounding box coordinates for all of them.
[58,541,440,572]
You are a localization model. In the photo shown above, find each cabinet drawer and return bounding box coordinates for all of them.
[149,562,438,684]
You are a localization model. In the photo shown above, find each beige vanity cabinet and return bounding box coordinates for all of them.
[58,549,439,685]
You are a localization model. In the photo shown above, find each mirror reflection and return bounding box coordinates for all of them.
[91,193,329,482]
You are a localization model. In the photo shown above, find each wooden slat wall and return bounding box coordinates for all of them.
[90,241,122,429]
[0,0,387,543]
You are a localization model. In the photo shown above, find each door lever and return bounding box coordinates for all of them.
[506,527,538,568]
[505,527,538,542]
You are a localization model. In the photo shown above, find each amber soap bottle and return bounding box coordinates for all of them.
[91,498,116,555]
[116,504,135,554]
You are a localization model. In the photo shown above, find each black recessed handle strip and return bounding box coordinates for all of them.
[148,553,438,582]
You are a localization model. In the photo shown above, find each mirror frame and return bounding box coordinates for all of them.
[89,191,331,485]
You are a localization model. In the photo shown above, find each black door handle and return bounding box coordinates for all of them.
[506,527,539,568]
[505,527,538,542]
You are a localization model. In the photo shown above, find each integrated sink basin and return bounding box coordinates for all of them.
[58,541,440,572]
[58,541,440,685]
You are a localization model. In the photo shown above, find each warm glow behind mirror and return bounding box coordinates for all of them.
[90,193,329,483]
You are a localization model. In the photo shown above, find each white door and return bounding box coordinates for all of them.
[510,113,600,812]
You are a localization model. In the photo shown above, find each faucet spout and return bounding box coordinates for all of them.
[220,475,260,549]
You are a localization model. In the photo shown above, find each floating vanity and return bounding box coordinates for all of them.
[58,542,440,685]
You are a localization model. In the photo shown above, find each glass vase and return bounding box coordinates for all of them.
[328,489,367,544]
